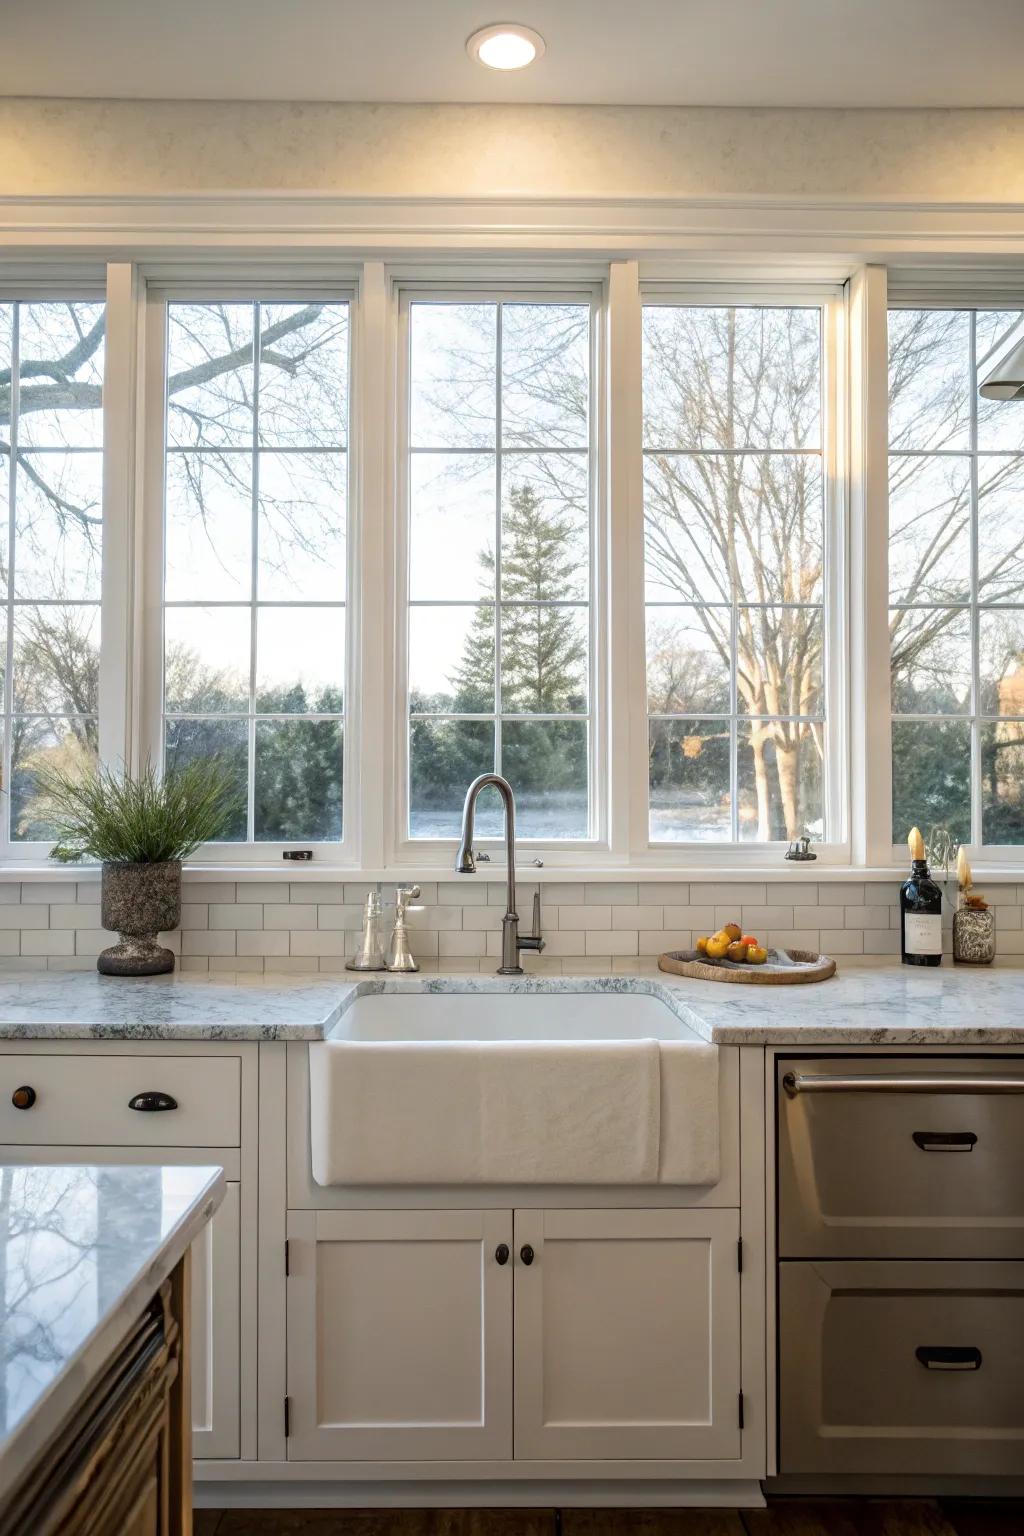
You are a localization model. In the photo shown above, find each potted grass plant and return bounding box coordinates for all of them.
[37,759,241,976]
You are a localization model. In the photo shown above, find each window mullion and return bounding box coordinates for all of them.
[3,304,18,854]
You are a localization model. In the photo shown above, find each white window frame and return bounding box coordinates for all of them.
[885,284,1024,866]
[386,276,609,869]
[628,278,850,867]
[138,276,359,867]
[0,277,110,863]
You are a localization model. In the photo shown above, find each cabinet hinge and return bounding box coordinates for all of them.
[285,1239,290,1277]
[736,1237,743,1273]
[284,1396,291,1438]
[738,1391,745,1430]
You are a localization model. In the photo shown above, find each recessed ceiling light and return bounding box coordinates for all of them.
[466,23,545,70]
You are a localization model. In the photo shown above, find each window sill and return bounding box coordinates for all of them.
[5,862,1020,884]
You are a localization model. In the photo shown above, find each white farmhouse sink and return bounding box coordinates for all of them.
[309,984,719,1189]
[326,987,704,1043]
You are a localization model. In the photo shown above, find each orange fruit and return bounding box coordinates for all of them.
[726,941,750,962]
[695,936,710,955]
[723,922,742,941]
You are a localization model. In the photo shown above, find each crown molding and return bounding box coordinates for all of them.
[1,192,1024,261]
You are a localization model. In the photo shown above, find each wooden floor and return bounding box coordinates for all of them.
[192,1501,1024,1536]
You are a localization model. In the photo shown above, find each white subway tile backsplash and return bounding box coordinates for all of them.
[587,882,637,905]
[691,882,766,905]
[820,928,865,954]
[265,903,316,930]
[182,930,237,957]
[406,905,464,930]
[209,903,263,930]
[19,882,69,904]
[181,904,209,930]
[0,885,23,905]
[50,904,102,929]
[741,905,794,929]
[290,881,345,904]
[614,905,663,929]
[461,905,503,930]
[767,930,821,951]
[662,905,717,930]
[238,931,290,957]
[0,907,48,929]
[0,932,19,956]
[556,905,610,930]
[638,930,689,955]
[288,930,348,957]
[438,931,487,957]
[436,881,489,905]
[181,881,236,904]
[21,930,74,956]
[209,954,264,972]
[586,930,638,956]
[843,906,891,930]
[638,883,690,905]
[316,905,362,930]
[794,905,843,928]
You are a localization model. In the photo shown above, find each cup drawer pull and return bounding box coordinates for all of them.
[912,1131,978,1152]
[128,1091,178,1113]
[915,1345,982,1371]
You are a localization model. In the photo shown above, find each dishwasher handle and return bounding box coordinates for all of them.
[783,1071,1024,1096]
[916,1345,983,1372]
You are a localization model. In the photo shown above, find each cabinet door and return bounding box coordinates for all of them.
[514,1208,741,1461]
[191,1180,241,1460]
[286,1208,513,1460]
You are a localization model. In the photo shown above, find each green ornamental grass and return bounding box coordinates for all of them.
[38,759,242,865]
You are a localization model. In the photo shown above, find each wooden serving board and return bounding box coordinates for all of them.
[658,947,837,985]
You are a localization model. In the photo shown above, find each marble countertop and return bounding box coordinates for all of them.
[0,1162,224,1500]
[0,964,1021,1045]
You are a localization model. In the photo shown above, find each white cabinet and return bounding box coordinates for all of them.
[285,1205,741,1465]
[513,1208,741,1461]
[285,1208,514,1461]
[191,1180,241,1459]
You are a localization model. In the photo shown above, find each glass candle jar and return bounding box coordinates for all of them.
[952,906,996,965]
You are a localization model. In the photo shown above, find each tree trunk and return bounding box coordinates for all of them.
[775,731,801,840]
[748,723,773,841]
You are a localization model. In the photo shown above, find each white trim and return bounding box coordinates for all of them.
[100,263,140,774]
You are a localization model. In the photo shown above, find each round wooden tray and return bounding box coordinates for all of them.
[658,947,837,985]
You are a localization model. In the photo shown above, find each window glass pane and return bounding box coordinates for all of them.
[737,722,823,843]
[644,303,827,843]
[256,607,344,714]
[643,305,821,451]
[410,303,496,449]
[164,718,247,842]
[891,718,971,845]
[891,607,972,715]
[502,720,588,838]
[888,309,970,452]
[164,451,252,603]
[981,721,1024,844]
[648,719,731,843]
[257,302,348,449]
[500,605,587,714]
[409,454,495,602]
[889,309,1024,847]
[162,299,348,845]
[646,607,730,716]
[409,718,494,839]
[407,298,592,839]
[256,452,346,603]
[11,718,98,843]
[1,299,104,847]
[167,303,254,449]
[254,719,343,841]
[501,304,589,449]
[409,605,494,713]
[17,302,105,449]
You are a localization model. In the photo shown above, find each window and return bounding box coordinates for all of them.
[403,296,594,841]
[642,302,828,844]
[888,306,1024,847]
[158,299,349,844]
[0,299,104,849]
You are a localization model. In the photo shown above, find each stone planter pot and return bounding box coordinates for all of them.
[98,860,181,976]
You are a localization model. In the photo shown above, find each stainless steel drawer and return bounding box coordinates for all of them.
[779,1260,1024,1476]
[777,1055,1024,1258]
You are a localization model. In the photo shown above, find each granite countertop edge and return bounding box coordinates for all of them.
[0,963,1021,1043]
[0,1165,225,1502]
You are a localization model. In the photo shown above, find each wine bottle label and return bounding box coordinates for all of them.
[905,913,942,955]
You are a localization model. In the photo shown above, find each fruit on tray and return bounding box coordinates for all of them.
[697,923,768,964]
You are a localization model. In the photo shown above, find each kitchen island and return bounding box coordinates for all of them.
[0,1163,225,1534]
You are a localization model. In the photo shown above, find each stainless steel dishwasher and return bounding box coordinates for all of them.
[776,1055,1024,1477]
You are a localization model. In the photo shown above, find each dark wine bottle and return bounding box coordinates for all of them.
[900,833,943,966]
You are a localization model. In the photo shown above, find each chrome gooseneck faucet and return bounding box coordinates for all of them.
[455,773,544,975]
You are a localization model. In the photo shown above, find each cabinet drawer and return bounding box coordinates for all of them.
[778,1055,1024,1258]
[779,1259,1024,1476]
[0,1054,240,1146]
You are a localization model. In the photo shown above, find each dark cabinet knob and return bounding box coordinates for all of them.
[128,1091,178,1113]
[495,1243,510,1266]
[11,1086,36,1110]
[520,1244,534,1266]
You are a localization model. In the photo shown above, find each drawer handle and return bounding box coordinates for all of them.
[11,1086,36,1110]
[784,1072,1024,1095]
[128,1091,178,1113]
[520,1244,534,1266]
[916,1345,982,1372]
[912,1131,977,1152]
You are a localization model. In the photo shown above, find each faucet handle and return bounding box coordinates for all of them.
[394,884,421,918]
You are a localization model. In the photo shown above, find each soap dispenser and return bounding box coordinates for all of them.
[346,886,386,971]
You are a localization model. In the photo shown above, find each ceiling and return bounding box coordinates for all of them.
[1,0,1021,109]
